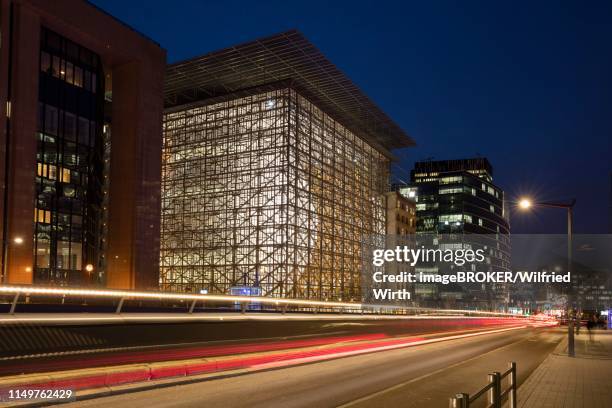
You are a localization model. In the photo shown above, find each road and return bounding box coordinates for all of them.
[61,327,562,408]
[0,314,524,373]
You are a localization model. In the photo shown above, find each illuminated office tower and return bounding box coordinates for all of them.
[161,31,414,300]
[408,158,511,308]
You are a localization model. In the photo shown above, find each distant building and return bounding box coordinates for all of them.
[0,0,166,288]
[410,158,509,236]
[385,191,416,237]
[160,31,414,300]
[408,158,511,308]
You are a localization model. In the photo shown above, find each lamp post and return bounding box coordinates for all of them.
[518,198,576,357]
[1,236,24,283]
[84,263,94,286]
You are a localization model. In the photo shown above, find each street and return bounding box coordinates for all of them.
[60,327,562,408]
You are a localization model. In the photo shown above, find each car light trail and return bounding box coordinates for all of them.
[0,313,531,324]
[0,285,527,317]
[249,325,530,370]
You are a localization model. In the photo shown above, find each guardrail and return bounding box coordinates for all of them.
[0,285,528,318]
[449,361,517,408]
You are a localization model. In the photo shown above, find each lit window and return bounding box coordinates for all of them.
[440,176,462,185]
[35,209,51,224]
[62,168,71,183]
[439,187,462,194]
[65,62,74,84]
[48,165,57,180]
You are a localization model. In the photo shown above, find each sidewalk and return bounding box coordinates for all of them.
[517,329,612,408]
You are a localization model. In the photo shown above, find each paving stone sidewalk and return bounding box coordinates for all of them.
[517,329,612,408]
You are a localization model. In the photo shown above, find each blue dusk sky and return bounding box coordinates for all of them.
[92,0,612,234]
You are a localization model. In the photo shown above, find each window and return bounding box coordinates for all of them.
[45,105,58,135]
[41,52,51,73]
[64,113,76,141]
[35,240,51,268]
[440,176,462,185]
[83,70,91,91]
[439,187,462,194]
[52,55,61,77]
[439,214,463,223]
[78,118,89,144]
[61,168,71,183]
[74,66,83,87]
[34,208,51,224]
[48,165,57,180]
[63,185,76,197]
[65,62,74,84]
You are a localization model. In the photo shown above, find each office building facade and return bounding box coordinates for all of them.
[161,31,413,300]
[0,0,165,288]
[408,158,511,307]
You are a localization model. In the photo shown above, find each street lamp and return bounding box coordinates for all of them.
[518,199,531,210]
[517,197,576,357]
[1,236,25,283]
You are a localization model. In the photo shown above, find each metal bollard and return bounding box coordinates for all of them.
[449,393,469,408]
[487,372,501,408]
[509,362,517,408]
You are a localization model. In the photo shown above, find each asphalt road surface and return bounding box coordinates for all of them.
[60,327,562,408]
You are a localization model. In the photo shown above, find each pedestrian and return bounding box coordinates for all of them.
[587,315,596,343]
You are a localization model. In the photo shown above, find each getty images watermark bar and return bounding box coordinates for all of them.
[361,234,611,308]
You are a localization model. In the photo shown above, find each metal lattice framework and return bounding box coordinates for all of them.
[164,30,414,154]
[161,31,414,300]
[161,88,389,300]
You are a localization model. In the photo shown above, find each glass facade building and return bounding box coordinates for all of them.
[34,28,105,285]
[1,0,165,288]
[161,88,389,300]
[406,158,511,308]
